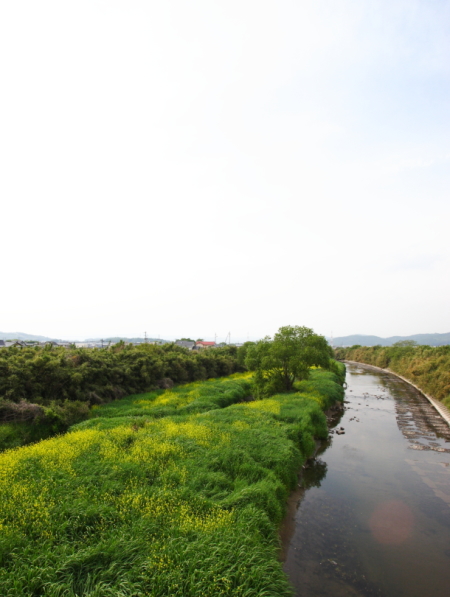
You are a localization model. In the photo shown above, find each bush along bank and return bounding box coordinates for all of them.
[336,345,450,409]
[0,343,240,451]
[0,365,344,597]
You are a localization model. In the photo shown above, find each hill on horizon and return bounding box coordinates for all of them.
[0,332,170,344]
[332,332,450,347]
[0,331,60,342]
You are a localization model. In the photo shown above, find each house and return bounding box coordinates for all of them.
[2,340,27,348]
[175,341,195,350]
[195,341,216,349]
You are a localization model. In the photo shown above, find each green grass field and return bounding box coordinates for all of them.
[0,367,344,596]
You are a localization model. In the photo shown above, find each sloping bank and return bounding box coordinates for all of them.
[335,345,450,416]
[0,367,344,597]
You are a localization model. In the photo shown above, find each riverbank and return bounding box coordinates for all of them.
[0,367,344,596]
[0,343,240,451]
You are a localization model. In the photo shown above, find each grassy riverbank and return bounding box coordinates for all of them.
[0,366,344,597]
[335,345,450,408]
[0,343,240,451]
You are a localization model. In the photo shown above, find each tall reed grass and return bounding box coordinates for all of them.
[0,368,344,596]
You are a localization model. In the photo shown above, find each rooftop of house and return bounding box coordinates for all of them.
[175,341,196,349]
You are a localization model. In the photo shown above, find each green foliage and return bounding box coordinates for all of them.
[75,374,253,428]
[245,326,332,396]
[336,344,450,403]
[0,344,239,407]
[0,400,91,451]
[0,420,55,452]
[0,344,240,450]
[0,369,344,596]
[295,367,346,409]
[236,341,256,369]
[326,359,346,385]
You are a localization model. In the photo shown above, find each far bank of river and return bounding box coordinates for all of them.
[282,362,450,597]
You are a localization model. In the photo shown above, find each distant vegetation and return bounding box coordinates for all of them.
[335,344,450,408]
[0,365,344,596]
[0,343,239,450]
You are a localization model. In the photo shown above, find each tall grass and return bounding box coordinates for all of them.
[0,343,240,451]
[336,345,450,408]
[0,368,344,596]
[82,373,253,424]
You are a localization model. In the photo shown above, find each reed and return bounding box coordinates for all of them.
[0,367,344,596]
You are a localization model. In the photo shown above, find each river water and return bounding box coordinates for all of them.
[282,362,450,597]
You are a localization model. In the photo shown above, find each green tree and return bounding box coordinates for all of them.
[237,341,255,370]
[246,326,331,395]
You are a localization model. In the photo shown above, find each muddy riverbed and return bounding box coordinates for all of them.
[282,362,450,597]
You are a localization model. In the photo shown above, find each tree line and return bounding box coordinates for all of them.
[0,343,239,425]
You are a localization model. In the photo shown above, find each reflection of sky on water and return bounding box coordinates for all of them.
[369,500,414,545]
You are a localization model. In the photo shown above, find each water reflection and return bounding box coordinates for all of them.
[302,457,328,489]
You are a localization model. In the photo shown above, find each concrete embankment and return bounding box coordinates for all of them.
[345,359,450,427]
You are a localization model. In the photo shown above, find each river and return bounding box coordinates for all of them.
[282,362,450,597]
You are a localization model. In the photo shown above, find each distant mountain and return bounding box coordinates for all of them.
[0,332,170,344]
[332,333,450,347]
[0,331,61,342]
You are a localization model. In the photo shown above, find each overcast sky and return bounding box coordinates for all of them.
[1,0,449,342]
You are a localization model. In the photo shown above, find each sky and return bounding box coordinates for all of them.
[1,0,449,342]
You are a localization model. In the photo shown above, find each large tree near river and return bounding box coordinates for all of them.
[245,325,332,395]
